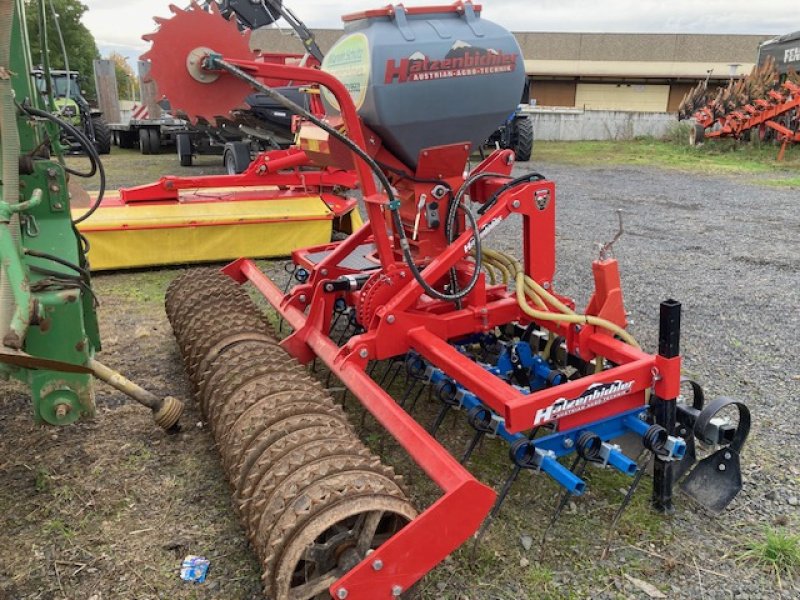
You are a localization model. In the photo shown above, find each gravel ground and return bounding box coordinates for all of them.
[485,160,800,599]
[1,154,798,599]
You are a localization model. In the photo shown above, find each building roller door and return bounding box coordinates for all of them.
[575,83,670,112]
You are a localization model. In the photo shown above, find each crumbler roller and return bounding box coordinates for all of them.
[166,269,416,599]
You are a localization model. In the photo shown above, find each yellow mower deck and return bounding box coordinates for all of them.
[75,187,362,271]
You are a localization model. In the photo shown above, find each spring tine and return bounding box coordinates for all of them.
[377,358,400,388]
[367,360,378,377]
[335,319,353,346]
[398,380,418,409]
[470,464,523,559]
[601,449,651,559]
[325,367,334,389]
[429,405,451,437]
[279,265,297,333]
[383,360,403,390]
[311,357,318,373]
[460,430,484,464]
[407,385,426,412]
[540,456,585,549]
[328,310,344,336]
[490,464,523,521]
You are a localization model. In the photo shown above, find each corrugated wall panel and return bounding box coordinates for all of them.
[575,83,670,112]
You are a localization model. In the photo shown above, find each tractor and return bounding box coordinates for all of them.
[32,68,112,154]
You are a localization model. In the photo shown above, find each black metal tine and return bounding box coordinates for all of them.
[377,358,400,388]
[311,357,318,373]
[540,456,585,550]
[335,319,354,346]
[328,310,344,336]
[429,405,452,437]
[325,367,334,389]
[407,384,426,412]
[367,360,378,377]
[601,449,652,559]
[397,379,419,409]
[470,463,523,559]
[383,360,403,391]
[460,429,485,464]
[279,264,298,333]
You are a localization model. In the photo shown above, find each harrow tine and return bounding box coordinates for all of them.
[601,449,651,559]
[470,463,522,558]
[460,429,484,463]
[461,407,495,465]
[540,455,585,550]
[279,264,298,333]
[429,404,451,437]
[398,380,419,409]
[367,360,378,377]
[406,385,426,412]
[377,358,402,389]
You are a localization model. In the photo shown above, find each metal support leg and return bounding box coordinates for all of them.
[652,299,680,513]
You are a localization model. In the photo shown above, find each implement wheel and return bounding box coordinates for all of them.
[689,123,705,146]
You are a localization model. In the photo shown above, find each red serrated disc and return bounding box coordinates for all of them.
[141,2,256,124]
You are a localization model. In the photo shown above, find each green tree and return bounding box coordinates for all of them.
[25,0,101,99]
[109,52,139,102]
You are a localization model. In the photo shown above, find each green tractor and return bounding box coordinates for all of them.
[32,69,112,154]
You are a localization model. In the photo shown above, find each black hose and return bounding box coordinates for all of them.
[20,104,106,224]
[211,57,482,302]
[477,171,546,216]
[24,248,90,280]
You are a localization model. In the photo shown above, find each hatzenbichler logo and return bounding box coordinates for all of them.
[533,380,635,426]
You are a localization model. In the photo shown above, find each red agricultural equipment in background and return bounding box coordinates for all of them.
[680,53,800,160]
[154,3,751,598]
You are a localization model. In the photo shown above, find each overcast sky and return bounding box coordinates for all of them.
[82,0,798,66]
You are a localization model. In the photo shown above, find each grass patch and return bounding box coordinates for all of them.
[740,527,800,584]
[533,137,800,177]
[760,177,800,188]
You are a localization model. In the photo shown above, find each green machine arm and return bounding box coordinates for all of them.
[0,0,182,429]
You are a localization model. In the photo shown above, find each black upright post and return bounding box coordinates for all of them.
[652,299,681,513]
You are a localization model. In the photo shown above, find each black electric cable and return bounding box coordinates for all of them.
[20,104,106,224]
[211,56,482,302]
[477,171,546,216]
[24,248,90,280]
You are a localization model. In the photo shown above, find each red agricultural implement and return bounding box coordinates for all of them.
[156,3,750,598]
[681,56,800,160]
[74,5,358,271]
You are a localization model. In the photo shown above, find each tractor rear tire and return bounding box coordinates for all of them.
[177,133,194,167]
[689,123,705,146]
[91,116,112,155]
[511,116,534,162]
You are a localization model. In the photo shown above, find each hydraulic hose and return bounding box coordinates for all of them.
[20,104,106,224]
[483,248,640,349]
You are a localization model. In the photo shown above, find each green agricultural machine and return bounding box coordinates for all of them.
[0,0,181,428]
[32,68,112,154]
